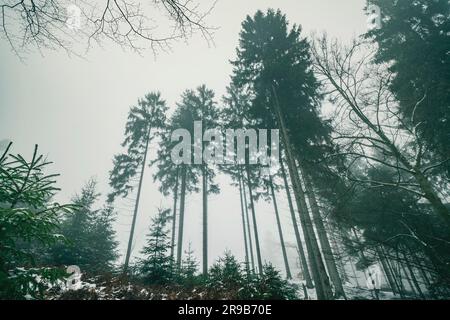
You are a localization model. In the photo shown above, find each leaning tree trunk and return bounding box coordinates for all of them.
[170,168,180,260]
[410,250,436,298]
[407,261,425,299]
[329,227,349,284]
[384,249,406,297]
[280,159,313,287]
[352,228,384,299]
[411,170,450,228]
[376,246,398,296]
[238,171,250,272]
[392,248,409,295]
[242,168,256,272]
[322,67,450,228]
[400,262,418,298]
[412,252,432,288]
[123,125,151,274]
[349,258,360,287]
[403,249,425,299]
[246,164,263,274]
[271,85,333,300]
[374,118,450,227]
[176,165,187,268]
[269,176,292,279]
[301,167,346,299]
[202,165,208,275]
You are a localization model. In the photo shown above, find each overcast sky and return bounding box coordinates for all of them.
[0,0,367,278]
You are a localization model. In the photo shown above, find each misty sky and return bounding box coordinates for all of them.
[0,0,367,278]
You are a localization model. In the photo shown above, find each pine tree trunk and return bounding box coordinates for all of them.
[123,125,151,274]
[411,251,432,288]
[271,85,333,300]
[238,171,250,272]
[376,246,398,295]
[170,168,180,260]
[380,246,405,297]
[202,165,208,275]
[280,159,313,287]
[403,250,425,299]
[401,262,418,298]
[390,266,405,298]
[301,167,346,299]
[246,164,263,274]
[349,259,360,287]
[411,252,437,299]
[329,229,349,284]
[352,229,372,275]
[242,168,256,273]
[392,249,408,295]
[325,231,348,288]
[176,165,187,268]
[269,177,292,279]
[289,150,332,300]
[352,228,386,299]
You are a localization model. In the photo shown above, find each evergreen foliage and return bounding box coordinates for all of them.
[367,0,450,172]
[48,179,118,273]
[0,143,75,299]
[139,208,174,285]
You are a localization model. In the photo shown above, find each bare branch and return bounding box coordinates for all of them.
[0,0,216,58]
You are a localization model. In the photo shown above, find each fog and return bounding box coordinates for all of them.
[0,0,367,277]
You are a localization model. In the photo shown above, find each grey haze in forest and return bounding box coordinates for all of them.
[1,0,449,301]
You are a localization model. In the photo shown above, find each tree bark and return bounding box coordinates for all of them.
[271,85,333,300]
[349,259,360,287]
[411,252,438,299]
[170,168,180,260]
[123,125,151,274]
[280,159,313,287]
[403,251,425,299]
[246,164,263,274]
[401,262,418,298]
[411,251,432,287]
[381,246,406,298]
[269,177,292,279]
[242,167,256,273]
[329,229,349,284]
[238,171,250,272]
[202,165,208,275]
[376,246,398,295]
[301,166,346,299]
[176,165,187,268]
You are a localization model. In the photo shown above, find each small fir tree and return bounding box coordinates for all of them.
[139,208,174,285]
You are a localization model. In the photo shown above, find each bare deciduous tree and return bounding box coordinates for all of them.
[310,35,450,228]
[0,0,215,59]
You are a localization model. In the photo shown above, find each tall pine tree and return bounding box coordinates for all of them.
[108,92,168,273]
[231,9,338,299]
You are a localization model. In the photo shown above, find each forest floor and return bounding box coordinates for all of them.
[44,274,402,300]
